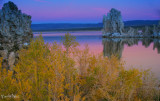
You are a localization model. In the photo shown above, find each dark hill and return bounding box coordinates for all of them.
[31,20,159,32]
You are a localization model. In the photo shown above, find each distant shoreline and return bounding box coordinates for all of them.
[32,27,102,32]
[31,20,159,32]
[102,35,160,39]
[31,26,154,32]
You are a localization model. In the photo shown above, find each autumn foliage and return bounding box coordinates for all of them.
[0,33,159,101]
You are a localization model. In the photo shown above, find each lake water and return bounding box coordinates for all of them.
[34,31,160,79]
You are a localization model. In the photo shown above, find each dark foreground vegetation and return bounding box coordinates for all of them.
[0,34,159,101]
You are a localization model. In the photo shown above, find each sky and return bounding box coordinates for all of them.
[0,0,160,24]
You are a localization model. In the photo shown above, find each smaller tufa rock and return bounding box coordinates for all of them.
[158,21,160,36]
[153,25,158,37]
[127,27,139,36]
[0,50,8,59]
[102,9,160,37]
[8,52,15,70]
[103,8,124,36]
[127,27,135,35]
[142,26,152,36]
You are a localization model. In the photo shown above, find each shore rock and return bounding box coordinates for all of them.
[102,9,160,38]
[153,25,158,37]
[142,26,153,36]
[0,1,33,70]
[127,27,136,36]
[103,8,124,36]
[0,50,8,59]
[8,52,15,70]
[158,21,160,36]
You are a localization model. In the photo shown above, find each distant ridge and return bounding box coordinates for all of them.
[124,20,159,26]
[31,20,159,32]
[31,23,102,32]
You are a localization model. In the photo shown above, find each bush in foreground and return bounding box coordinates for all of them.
[0,33,159,101]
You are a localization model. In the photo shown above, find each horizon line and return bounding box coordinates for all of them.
[31,19,160,24]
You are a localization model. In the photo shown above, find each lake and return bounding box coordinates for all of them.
[34,31,160,79]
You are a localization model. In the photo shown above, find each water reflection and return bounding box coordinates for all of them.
[103,38,160,59]
[153,39,160,54]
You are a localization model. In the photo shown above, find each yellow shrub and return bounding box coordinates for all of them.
[0,58,18,101]
[0,34,159,101]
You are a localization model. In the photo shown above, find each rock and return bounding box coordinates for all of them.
[8,52,15,70]
[24,42,29,46]
[153,25,158,37]
[102,10,159,37]
[0,1,33,51]
[127,27,135,35]
[112,33,121,37]
[0,1,33,70]
[0,50,8,59]
[103,8,124,36]
[158,21,160,36]
[142,26,153,36]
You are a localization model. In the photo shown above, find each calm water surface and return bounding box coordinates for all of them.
[34,31,160,79]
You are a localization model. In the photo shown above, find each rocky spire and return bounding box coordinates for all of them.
[103,8,124,36]
[0,1,33,70]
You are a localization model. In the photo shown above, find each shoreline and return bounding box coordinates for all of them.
[102,35,160,38]
[32,28,102,32]
[33,30,160,39]
[33,30,102,34]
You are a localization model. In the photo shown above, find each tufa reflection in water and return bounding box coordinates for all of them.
[103,38,160,59]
